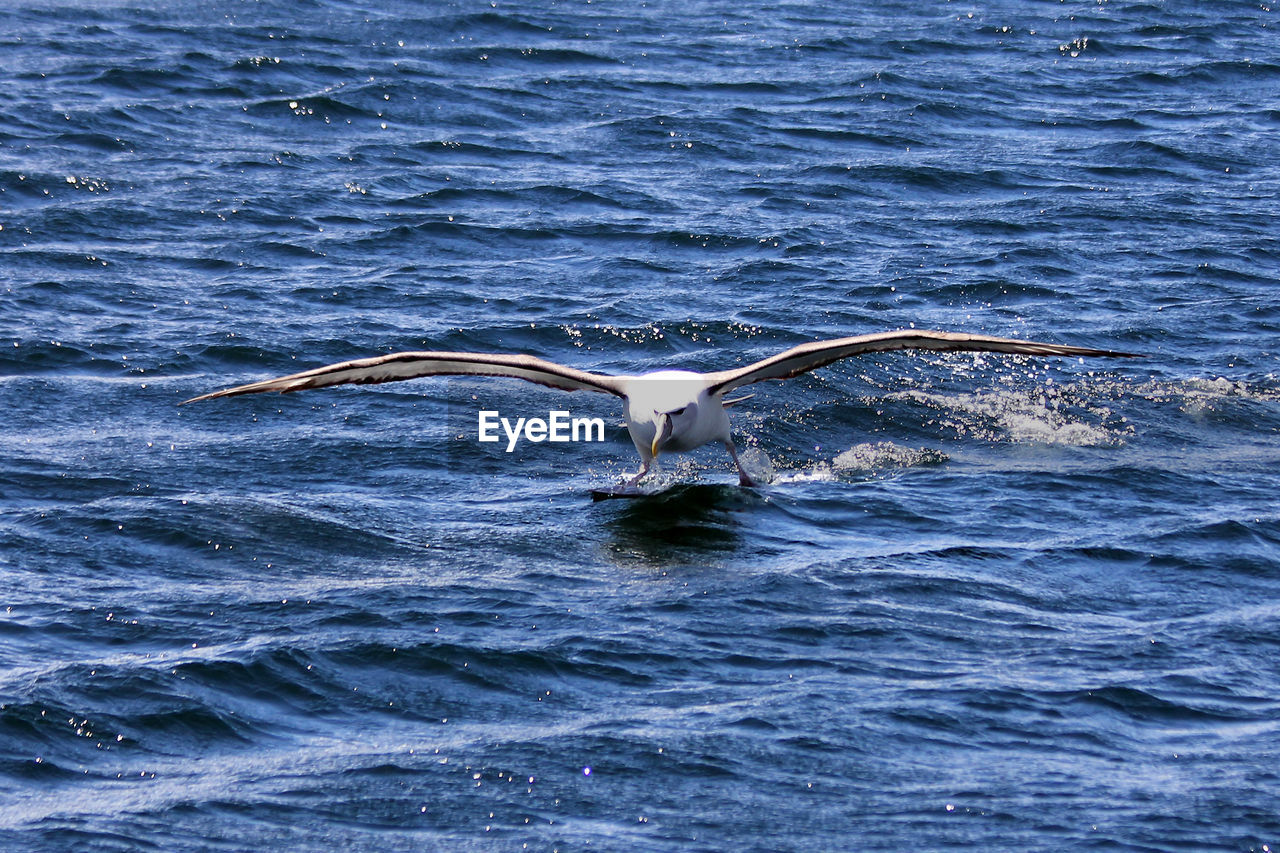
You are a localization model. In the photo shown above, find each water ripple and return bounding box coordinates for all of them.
[3,0,1280,849]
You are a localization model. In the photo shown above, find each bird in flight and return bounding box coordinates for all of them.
[183,329,1136,492]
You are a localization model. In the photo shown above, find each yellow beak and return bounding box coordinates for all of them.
[651,412,672,458]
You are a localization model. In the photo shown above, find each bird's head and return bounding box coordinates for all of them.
[650,403,695,458]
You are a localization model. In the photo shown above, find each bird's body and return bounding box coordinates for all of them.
[183,329,1137,490]
[618,370,736,487]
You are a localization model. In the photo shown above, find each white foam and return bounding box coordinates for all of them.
[892,387,1125,447]
[772,442,947,484]
[832,442,949,471]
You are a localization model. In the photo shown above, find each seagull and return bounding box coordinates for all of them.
[183,329,1136,490]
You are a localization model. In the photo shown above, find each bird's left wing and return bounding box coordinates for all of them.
[704,330,1138,396]
[181,351,628,404]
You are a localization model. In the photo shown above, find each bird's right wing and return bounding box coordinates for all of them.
[181,351,629,404]
[704,330,1138,396]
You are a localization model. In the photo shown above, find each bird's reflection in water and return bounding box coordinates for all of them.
[598,484,765,567]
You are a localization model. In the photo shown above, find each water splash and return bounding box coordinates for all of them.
[773,441,948,484]
[892,386,1128,447]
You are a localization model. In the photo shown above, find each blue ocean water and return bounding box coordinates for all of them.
[3,0,1280,849]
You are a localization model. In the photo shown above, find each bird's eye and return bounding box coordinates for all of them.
[666,405,688,417]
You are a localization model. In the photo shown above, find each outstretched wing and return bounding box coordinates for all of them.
[181,351,629,404]
[704,330,1138,396]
